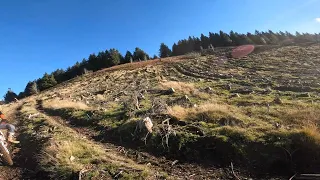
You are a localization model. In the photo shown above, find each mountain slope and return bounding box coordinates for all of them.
[2,43,320,179]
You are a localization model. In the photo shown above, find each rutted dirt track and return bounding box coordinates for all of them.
[0,103,31,180]
[0,100,230,180]
[35,100,228,179]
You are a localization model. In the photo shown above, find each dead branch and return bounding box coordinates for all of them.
[28,113,40,119]
[289,173,297,180]
[144,132,150,145]
[160,118,176,150]
[78,168,90,180]
[231,162,241,180]
[114,170,124,179]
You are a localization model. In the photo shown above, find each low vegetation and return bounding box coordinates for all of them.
[18,100,154,179]
[3,43,320,179]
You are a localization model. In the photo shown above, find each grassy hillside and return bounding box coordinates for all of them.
[2,44,320,179]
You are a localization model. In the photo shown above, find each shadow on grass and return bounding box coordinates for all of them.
[14,107,51,179]
[39,105,320,178]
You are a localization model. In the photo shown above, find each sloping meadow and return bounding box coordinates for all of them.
[38,44,320,177]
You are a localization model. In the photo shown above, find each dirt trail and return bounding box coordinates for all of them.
[27,100,164,179]
[0,103,35,180]
[36,102,230,179]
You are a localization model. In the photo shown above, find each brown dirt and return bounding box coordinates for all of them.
[0,103,37,180]
[37,105,235,180]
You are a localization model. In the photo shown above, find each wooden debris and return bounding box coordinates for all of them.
[167,87,175,94]
[28,113,40,119]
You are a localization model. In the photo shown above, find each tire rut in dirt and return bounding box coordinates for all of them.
[37,103,228,179]
[13,104,50,179]
[0,104,36,180]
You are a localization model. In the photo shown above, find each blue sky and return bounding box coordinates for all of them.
[0,0,320,97]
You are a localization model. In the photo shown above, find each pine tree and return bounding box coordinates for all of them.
[260,32,272,44]
[266,30,279,44]
[109,48,121,66]
[52,69,66,83]
[237,34,254,45]
[87,53,98,71]
[153,55,158,59]
[24,81,39,96]
[247,32,265,45]
[209,32,221,47]
[277,31,287,41]
[200,34,210,49]
[285,31,294,39]
[4,88,18,103]
[229,31,240,45]
[186,36,195,52]
[71,61,81,76]
[194,37,202,51]
[38,73,58,91]
[172,43,178,56]
[159,43,172,58]
[123,51,133,64]
[219,30,232,46]
[133,47,148,61]
[18,92,25,99]
[97,50,109,69]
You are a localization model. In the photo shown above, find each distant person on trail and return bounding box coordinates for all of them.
[0,111,19,144]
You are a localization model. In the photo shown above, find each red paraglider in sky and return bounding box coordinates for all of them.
[231,45,255,58]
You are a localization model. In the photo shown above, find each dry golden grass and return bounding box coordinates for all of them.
[161,81,197,95]
[168,102,240,121]
[41,135,107,172]
[278,106,320,125]
[42,98,90,110]
[168,105,189,120]
[301,122,320,145]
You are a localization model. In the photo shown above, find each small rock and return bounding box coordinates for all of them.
[273,96,283,104]
[171,160,179,166]
[114,98,120,102]
[143,117,153,133]
[70,156,75,162]
[275,122,281,129]
[205,87,213,93]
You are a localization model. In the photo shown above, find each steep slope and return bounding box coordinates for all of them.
[2,44,320,179]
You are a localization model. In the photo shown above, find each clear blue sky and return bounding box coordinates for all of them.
[1,0,320,98]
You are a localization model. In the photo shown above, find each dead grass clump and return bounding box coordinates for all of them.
[301,123,320,145]
[183,52,201,59]
[161,81,197,95]
[41,137,107,173]
[168,105,189,120]
[168,103,246,125]
[278,106,320,125]
[43,99,90,110]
